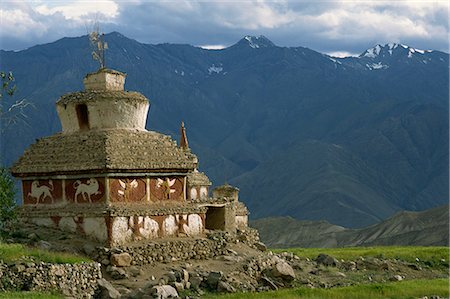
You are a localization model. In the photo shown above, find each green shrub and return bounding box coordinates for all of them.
[0,167,17,237]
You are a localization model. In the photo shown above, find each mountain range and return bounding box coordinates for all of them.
[1,33,448,228]
[251,204,449,248]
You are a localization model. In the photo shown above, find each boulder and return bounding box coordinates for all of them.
[217,281,236,293]
[260,276,278,290]
[206,271,223,289]
[128,266,143,277]
[111,253,132,267]
[182,269,189,283]
[254,242,267,251]
[97,278,121,299]
[315,253,339,267]
[149,285,179,298]
[390,275,403,281]
[173,282,184,292]
[108,266,128,280]
[270,261,295,281]
[188,276,203,290]
[222,255,242,263]
[83,244,96,256]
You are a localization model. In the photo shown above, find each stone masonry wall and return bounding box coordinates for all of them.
[95,235,230,266]
[93,229,262,267]
[0,261,101,298]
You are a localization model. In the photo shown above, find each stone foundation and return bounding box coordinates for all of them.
[91,229,262,267]
[95,236,229,266]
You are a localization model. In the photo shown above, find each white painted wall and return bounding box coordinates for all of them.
[163,215,178,237]
[140,216,159,239]
[57,99,149,133]
[190,188,198,200]
[84,217,108,243]
[112,217,133,245]
[186,214,203,236]
[199,187,208,198]
[83,72,125,91]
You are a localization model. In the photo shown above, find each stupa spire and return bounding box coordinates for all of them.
[180,121,189,149]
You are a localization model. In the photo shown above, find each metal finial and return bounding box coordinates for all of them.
[89,26,108,69]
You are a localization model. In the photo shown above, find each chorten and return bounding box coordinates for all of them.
[12,68,249,246]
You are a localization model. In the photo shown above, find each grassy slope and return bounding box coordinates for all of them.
[0,292,62,299]
[207,246,449,298]
[206,278,449,299]
[0,243,91,264]
[275,246,449,266]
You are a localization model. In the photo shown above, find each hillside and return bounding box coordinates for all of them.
[252,204,449,248]
[1,33,448,228]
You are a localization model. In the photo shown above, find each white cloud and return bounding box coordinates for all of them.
[198,44,227,50]
[0,0,448,54]
[0,9,47,37]
[212,2,297,30]
[35,0,119,21]
[326,51,357,58]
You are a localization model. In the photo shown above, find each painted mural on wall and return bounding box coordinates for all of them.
[111,216,160,243]
[109,213,204,244]
[150,177,184,201]
[109,178,146,202]
[189,186,208,200]
[23,179,63,205]
[65,177,105,203]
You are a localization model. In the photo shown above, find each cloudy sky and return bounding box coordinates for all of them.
[1,0,448,57]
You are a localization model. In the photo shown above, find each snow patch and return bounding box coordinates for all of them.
[329,57,342,65]
[366,62,389,70]
[208,64,223,74]
[243,35,273,49]
[244,36,260,49]
[363,45,381,58]
[175,69,185,76]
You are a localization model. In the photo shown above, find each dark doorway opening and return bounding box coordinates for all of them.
[76,104,90,130]
[205,206,226,230]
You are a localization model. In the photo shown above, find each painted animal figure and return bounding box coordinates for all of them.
[118,179,139,200]
[73,178,100,203]
[157,178,176,199]
[28,180,54,204]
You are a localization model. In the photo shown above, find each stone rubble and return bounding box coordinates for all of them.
[0,260,101,298]
[3,224,448,298]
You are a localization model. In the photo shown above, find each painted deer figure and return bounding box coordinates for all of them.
[28,180,54,204]
[73,178,100,203]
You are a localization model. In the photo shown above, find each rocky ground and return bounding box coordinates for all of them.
[4,224,449,299]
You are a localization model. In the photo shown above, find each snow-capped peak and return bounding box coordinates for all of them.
[360,43,432,59]
[241,35,275,49]
[361,44,382,58]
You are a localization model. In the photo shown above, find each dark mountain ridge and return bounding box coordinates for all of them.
[251,204,449,248]
[1,33,448,228]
